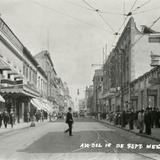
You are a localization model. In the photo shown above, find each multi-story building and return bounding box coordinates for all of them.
[92,69,103,115]
[130,65,160,111]
[85,85,93,115]
[34,50,57,101]
[102,17,160,112]
[0,17,51,122]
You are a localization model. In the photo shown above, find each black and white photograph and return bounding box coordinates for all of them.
[0,0,160,159]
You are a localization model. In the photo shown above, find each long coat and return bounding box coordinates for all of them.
[65,112,73,124]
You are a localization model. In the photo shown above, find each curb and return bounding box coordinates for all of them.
[0,120,52,136]
[97,119,160,142]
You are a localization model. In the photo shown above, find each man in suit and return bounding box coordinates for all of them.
[64,107,74,136]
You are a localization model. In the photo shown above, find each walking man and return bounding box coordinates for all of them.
[3,111,9,128]
[144,108,152,135]
[64,107,74,136]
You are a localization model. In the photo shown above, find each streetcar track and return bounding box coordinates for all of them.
[97,130,158,160]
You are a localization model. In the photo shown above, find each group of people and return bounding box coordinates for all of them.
[107,107,160,135]
[0,110,15,128]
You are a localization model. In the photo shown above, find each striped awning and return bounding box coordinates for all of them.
[31,98,53,113]
[0,95,5,102]
[0,58,11,70]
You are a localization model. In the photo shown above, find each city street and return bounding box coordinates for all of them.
[0,117,160,160]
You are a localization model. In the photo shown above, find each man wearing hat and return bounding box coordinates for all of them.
[64,107,74,136]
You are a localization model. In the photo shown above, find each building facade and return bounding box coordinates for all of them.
[130,66,160,111]
[0,17,51,122]
[92,69,103,115]
[102,17,160,112]
[85,85,93,115]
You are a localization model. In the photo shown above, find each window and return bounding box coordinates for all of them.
[26,66,28,79]
[29,67,31,81]
[23,64,25,76]
[148,36,160,43]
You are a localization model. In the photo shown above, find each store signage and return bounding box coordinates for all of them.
[148,77,160,84]
[150,54,160,66]
[147,89,157,96]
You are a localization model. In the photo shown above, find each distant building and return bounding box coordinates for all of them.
[92,69,103,115]
[85,85,93,114]
[34,50,57,102]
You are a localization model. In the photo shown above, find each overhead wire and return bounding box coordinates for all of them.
[97,12,115,33]
[82,0,96,10]
[66,0,123,15]
[30,0,109,33]
[133,6,160,15]
[66,0,94,11]
[129,0,139,12]
[114,0,139,39]
[132,0,151,12]
[81,0,116,33]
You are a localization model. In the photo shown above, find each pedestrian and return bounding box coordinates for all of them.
[27,112,30,123]
[138,110,144,133]
[10,110,15,128]
[129,109,134,130]
[64,107,74,136]
[144,108,152,135]
[0,111,3,128]
[121,110,126,128]
[3,111,9,128]
[155,108,159,128]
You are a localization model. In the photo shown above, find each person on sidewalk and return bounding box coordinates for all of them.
[9,110,15,128]
[129,109,134,130]
[138,110,144,133]
[64,107,74,136]
[3,111,9,128]
[144,107,152,135]
[121,110,126,128]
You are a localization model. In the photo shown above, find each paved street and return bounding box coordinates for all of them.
[0,117,160,160]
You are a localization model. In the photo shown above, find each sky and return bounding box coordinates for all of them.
[0,0,160,101]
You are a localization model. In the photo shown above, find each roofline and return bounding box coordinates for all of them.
[0,18,41,69]
[44,51,57,75]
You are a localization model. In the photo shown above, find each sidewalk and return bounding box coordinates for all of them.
[0,119,53,135]
[99,119,160,142]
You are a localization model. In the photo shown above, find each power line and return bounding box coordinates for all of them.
[82,0,96,10]
[97,12,115,33]
[132,0,151,12]
[129,0,139,12]
[30,0,109,33]
[67,0,123,15]
[66,1,94,11]
[113,0,140,39]
[81,0,116,33]
[134,6,160,15]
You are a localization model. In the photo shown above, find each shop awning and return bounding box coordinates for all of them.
[0,58,11,71]
[31,98,42,110]
[0,95,5,102]
[41,99,53,113]
[31,98,53,113]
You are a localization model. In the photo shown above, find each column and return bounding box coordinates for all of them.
[157,86,160,109]
[143,88,148,109]
[138,90,141,110]
[22,102,24,122]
